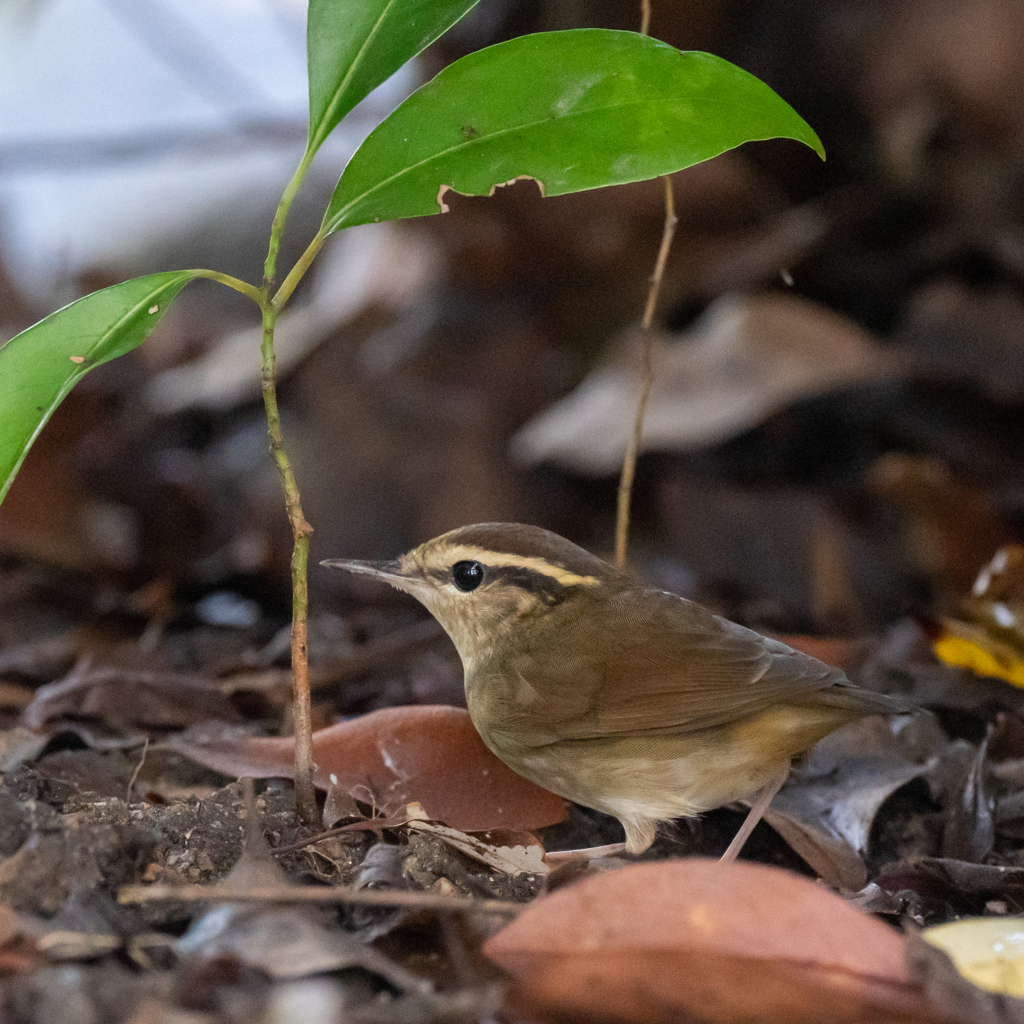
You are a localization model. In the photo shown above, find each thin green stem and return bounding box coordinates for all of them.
[264,148,315,289]
[191,269,263,306]
[260,301,318,826]
[273,229,328,313]
[257,146,325,826]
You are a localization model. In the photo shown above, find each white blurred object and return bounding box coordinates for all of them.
[511,292,898,474]
[0,0,415,300]
[146,220,437,413]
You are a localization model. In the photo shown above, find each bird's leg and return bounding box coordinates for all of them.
[719,763,790,863]
[545,842,628,866]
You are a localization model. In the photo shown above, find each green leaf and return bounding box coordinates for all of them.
[306,0,482,159]
[0,271,198,505]
[323,29,825,234]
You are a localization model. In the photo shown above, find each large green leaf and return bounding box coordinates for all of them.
[0,271,198,505]
[306,0,482,159]
[323,29,824,234]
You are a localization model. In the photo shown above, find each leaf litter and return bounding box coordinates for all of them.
[9,2,1024,1020]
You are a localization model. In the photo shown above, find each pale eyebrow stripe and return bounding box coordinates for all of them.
[440,544,601,588]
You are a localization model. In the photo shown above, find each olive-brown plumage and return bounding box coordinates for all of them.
[323,523,908,857]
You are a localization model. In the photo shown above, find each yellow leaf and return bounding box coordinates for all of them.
[923,917,1024,997]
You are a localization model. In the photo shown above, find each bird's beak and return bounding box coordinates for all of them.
[320,558,430,599]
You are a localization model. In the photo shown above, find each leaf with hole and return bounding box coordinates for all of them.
[0,271,198,505]
[323,29,824,234]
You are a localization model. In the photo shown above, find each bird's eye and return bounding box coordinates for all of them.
[452,560,484,592]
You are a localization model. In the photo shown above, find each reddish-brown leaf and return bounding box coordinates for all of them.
[485,859,936,1024]
[495,947,942,1024]
[168,704,566,832]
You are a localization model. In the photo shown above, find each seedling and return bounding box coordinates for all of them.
[0,0,824,824]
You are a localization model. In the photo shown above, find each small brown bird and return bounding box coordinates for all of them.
[323,523,907,859]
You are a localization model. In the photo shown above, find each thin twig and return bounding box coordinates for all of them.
[126,737,149,805]
[614,174,678,567]
[640,0,651,36]
[118,883,525,915]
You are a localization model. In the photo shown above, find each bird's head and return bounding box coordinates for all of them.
[322,523,622,664]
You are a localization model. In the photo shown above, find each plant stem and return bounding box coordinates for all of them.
[261,301,318,825]
[258,146,322,827]
[273,228,327,312]
[614,173,677,569]
[192,269,263,306]
[264,150,314,288]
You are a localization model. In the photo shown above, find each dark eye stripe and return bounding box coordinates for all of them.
[487,565,568,605]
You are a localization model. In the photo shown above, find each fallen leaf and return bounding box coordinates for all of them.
[485,859,929,1024]
[167,705,566,832]
[876,857,1024,920]
[0,726,50,772]
[511,292,895,474]
[495,948,935,1024]
[761,716,937,890]
[905,926,1024,1024]
[942,731,995,863]
[923,917,1024,998]
[932,547,1024,688]
[22,662,240,731]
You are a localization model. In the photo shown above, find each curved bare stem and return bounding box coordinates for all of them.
[614,173,678,568]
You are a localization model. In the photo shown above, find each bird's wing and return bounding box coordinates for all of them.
[508,586,876,743]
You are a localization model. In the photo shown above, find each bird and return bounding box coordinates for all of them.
[322,522,909,859]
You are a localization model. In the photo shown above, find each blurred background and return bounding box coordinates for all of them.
[3,0,1024,724]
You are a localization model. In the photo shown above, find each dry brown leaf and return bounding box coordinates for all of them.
[22,663,240,731]
[485,859,932,1024]
[511,292,895,474]
[168,705,566,833]
[761,716,936,890]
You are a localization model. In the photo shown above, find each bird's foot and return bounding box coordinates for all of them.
[545,842,628,866]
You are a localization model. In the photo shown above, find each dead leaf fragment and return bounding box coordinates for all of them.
[168,705,566,833]
[407,821,548,876]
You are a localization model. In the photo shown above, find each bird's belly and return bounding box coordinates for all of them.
[485,730,782,822]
